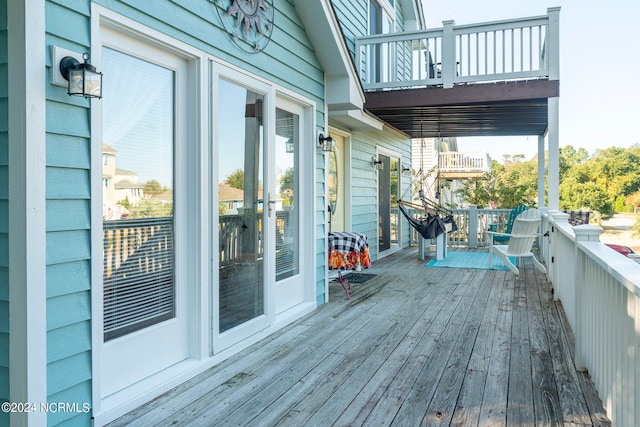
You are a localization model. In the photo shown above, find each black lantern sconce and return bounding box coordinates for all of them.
[318,133,335,152]
[402,165,412,175]
[59,52,103,99]
[372,157,384,170]
[285,138,295,153]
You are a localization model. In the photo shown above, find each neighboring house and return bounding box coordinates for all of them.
[412,137,491,208]
[2,0,425,425]
[102,144,144,219]
[218,183,244,214]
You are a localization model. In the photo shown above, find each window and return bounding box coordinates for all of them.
[369,0,395,83]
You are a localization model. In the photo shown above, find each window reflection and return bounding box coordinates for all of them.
[101,47,176,341]
[275,108,299,281]
[218,79,265,333]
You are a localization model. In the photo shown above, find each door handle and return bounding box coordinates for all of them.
[267,192,276,217]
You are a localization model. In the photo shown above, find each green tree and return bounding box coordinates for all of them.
[559,145,588,178]
[118,196,131,209]
[279,167,294,196]
[225,169,245,190]
[143,179,164,196]
[560,145,640,215]
[626,190,640,211]
[128,200,173,218]
[560,177,613,216]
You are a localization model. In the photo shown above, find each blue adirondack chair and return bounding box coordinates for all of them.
[488,205,529,244]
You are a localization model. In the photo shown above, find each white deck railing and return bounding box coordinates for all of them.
[541,211,640,426]
[439,151,491,174]
[355,8,560,91]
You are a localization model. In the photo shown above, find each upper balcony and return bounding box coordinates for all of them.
[355,8,560,139]
[439,150,491,179]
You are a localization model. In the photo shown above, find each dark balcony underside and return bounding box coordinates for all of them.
[364,79,559,138]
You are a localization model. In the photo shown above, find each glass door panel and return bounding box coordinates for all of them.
[390,157,399,247]
[378,154,391,251]
[217,79,265,333]
[102,48,176,340]
[275,108,299,282]
[378,153,400,253]
[100,39,189,397]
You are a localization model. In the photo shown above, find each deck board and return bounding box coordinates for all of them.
[109,247,610,427]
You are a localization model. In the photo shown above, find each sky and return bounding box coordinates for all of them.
[420,0,640,162]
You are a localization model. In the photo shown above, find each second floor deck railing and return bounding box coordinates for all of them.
[355,8,560,91]
[439,151,491,174]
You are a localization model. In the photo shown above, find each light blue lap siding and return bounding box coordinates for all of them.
[0,2,8,422]
[45,1,94,419]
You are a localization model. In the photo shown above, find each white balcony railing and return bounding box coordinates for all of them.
[355,7,560,91]
[438,151,491,175]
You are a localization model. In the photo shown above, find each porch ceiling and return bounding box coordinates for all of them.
[364,79,559,138]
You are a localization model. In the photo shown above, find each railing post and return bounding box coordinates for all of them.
[548,211,569,296]
[573,225,603,371]
[468,204,478,248]
[546,7,561,80]
[355,39,363,84]
[441,20,455,89]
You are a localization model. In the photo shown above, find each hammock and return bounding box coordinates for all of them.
[397,168,458,239]
[398,200,447,239]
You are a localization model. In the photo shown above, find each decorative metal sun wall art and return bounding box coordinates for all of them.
[215,0,274,53]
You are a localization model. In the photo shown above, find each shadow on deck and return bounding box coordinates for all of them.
[110,247,610,426]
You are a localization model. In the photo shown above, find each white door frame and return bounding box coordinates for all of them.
[327,127,352,233]
[91,6,207,419]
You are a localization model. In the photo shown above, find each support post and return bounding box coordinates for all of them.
[546,7,560,210]
[538,135,545,208]
[468,204,478,248]
[547,97,560,210]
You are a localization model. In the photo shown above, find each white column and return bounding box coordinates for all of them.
[546,7,561,210]
[8,1,48,426]
[547,97,560,210]
[538,135,545,208]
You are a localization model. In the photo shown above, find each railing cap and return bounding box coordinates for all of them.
[550,211,570,223]
[573,225,603,241]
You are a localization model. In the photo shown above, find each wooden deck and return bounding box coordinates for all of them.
[110,248,610,426]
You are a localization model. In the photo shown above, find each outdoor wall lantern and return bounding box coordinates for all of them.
[402,165,412,175]
[59,52,103,98]
[285,138,295,153]
[372,157,384,170]
[318,133,335,152]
